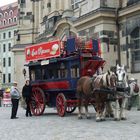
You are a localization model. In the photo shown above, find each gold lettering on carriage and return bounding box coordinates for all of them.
[31,47,50,56]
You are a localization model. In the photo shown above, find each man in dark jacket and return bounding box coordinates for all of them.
[22,80,32,117]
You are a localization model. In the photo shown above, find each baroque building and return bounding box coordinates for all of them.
[13,0,140,90]
[0,2,18,88]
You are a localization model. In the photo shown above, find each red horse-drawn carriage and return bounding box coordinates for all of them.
[25,38,105,116]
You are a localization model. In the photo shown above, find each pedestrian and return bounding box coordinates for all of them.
[10,81,20,119]
[22,79,32,117]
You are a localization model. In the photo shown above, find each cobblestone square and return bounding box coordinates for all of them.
[0,106,140,140]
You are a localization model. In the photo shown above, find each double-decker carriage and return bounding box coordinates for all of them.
[25,38,105,116]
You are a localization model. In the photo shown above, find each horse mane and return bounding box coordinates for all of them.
[102,72,108,87]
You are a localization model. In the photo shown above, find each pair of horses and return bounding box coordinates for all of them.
[76,64,132,121]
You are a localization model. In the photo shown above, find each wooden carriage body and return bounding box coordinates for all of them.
[25,38,105,116]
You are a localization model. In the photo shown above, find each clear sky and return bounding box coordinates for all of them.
[0,0,17,7]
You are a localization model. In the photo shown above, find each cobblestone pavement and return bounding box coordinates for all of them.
[0,106,140,140]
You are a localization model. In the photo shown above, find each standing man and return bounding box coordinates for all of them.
[22,79,32,117]
[10,81,20,119]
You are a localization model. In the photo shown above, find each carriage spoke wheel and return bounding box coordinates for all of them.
[56,93,66,117]
[66,106,76,113]
[30,87,46,116]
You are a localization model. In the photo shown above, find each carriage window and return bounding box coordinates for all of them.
[58,69,67,78]
[35,69,42,80]
[58,63,68,78]
[42,68,47,80]
[31,70,35,81]
[71,65,80,78]
[30,68,42,81]
[42,66,59,80]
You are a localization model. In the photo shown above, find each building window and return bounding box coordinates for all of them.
[3,58,6,67]
[8,18,12,24]
[47,2,51,8]
[3,19,6,25]
[21,0,26,4]
[9,10,13,16]
[8,73,11,83]
[100,0,107,7]
[0,13,3,18]
[16,34,20,41]
[71,0,82,9]
[130,27,140,72]
[3,74,6,83]
[8,57,11,67]
[4,12,8,17]
[13,17,17,22]
[3,33,6,39]
[8,31,11,38]
[3,44,6,52]
[8,43,11,51]
[127,0,140,6]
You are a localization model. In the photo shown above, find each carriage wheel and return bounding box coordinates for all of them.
[30,87,46,116]
[66,106,76,113]
[56,93,66,117]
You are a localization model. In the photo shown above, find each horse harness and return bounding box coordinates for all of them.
[91,74,110,93]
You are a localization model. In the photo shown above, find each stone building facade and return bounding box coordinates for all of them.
[0,2,18,88]
[13,0,140,90]
[119,0,140,82]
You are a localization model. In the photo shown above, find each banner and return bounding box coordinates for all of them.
[25,40,61,62]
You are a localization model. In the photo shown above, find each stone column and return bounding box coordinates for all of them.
[59,0,64,10]
[51,0,57,12]
[64,0,71,10]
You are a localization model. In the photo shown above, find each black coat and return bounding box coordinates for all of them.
[22,84,32,99]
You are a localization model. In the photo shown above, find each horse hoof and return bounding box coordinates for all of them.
[96,119,101,122]
[121,117,127,120]
[105,115,109,118]
[78,116,83,119]
[110,114,114,118]
[114,118,120,121]
[86,115,91,119]
[101,118,106,121]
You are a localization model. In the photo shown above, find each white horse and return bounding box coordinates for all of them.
[114,64,129,120]
[127,78,140,110]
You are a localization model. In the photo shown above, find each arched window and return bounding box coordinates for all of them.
[9,10,13,16]
[3,19,6,25]
[0,13,3,18]
[4,12,8,17]
[8,18,12,24]
[130,27,140,72]
[13,16,17,22]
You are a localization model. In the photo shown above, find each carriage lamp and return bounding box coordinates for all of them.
[22,68,26,77]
